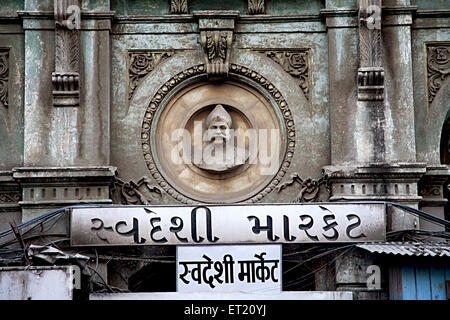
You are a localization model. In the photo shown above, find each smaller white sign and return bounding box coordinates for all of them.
[176,244,281,293]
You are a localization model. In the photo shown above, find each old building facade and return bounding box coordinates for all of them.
[0,0,449,300]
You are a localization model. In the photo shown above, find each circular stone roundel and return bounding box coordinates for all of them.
[141,64,295,204]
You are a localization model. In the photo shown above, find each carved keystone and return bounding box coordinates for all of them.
[194,11,239,80]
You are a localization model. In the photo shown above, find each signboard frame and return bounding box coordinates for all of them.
[175,243,283,293]
[69,202,387,247]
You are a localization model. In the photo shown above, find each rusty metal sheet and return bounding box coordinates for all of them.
[357,242,450,257]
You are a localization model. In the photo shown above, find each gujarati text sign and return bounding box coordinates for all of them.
[70,203,386,246]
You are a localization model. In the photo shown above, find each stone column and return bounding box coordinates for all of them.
[323,0,426,231]
[18,0,115,221]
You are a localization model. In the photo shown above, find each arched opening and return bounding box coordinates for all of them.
[440,109,450,229]
[440,109,450,165]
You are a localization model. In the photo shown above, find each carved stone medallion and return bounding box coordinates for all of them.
[141,64,295,204]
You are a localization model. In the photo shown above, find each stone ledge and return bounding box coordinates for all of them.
[323,163,427,180]
[323,163,427,204]
[12,166,117,182]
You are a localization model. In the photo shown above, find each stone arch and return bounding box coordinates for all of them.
[440,108,450,164]
[416,76,450,165]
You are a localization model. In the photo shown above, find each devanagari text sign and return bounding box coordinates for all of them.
[177,244,281,293]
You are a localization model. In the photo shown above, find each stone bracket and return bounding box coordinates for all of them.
[52,0,81,107]
[194,11,239,80]
[418,166,450,207]
[357,67,384,101]
[357,0,385,101]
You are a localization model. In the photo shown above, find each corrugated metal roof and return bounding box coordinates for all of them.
[356,242,450,257]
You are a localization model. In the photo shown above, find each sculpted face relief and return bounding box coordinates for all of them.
[142,65,295,203]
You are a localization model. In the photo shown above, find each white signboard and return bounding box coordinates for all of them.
[176,244,281,293]
[70,203,386,246]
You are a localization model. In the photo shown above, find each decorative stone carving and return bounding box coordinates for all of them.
[0,50,8,108]
[128,51,174,102]
[194,105,248,173]
[418,166,450,207]
[141,63,295,204]
[113,176,162,205]
[202,30,233,79]
[259,50,310,100]
[0,172,21,214]
[426,44,450,106]
[194,11,239,79]
[357,0,384,101]
[52,0,81,107]
[0,191,21,204]
[248,0,265,14]
[170,0,189,14]
[420,185,441,198]
[276,173,330,202]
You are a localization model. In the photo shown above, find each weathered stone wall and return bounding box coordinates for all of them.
[0,0,447,229]
[0,0,448,299]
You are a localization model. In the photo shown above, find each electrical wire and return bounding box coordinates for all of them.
[283,246,356,289]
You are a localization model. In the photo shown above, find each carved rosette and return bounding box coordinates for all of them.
[0,49,8,108]
[141,64,296,204]
[170,0,189,14]
[52,0,81,107]
[259,50,310,100]
[426,44,450,106]
[128,51,174,102]
[248,0,265,14]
